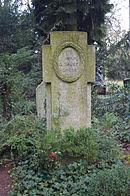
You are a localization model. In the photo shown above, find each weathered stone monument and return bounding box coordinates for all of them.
[36,31,95,130]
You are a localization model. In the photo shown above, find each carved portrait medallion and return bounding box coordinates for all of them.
[53,43,85,82]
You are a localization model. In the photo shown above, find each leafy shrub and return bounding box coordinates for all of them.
[0,120,121,167]
[11,100,36,116]
[44,164,130,196]
[92,85,129,119]
[31,128,98,170]
[36,127,121,169]
[113,119,130,143]
[93,112,130,144]
[93,112,119,131]
[0,115,45,160]
[87,165,130,196]
[100,112,118,130]
[92,85,129,143]
[96,133,121,162]
[0,116,123,195]
[46,128,98,163]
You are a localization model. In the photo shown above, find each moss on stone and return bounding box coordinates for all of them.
[40,32,95,130]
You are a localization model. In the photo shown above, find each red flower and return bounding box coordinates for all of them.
[49,152,56,159]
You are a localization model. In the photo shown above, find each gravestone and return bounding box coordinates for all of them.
[123,78,130,88]
[36,82,46,120]
[36,32,95,130]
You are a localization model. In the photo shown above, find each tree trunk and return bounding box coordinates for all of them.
[64,0,77,31]
[4,0,9,7]
[2,83,10,119]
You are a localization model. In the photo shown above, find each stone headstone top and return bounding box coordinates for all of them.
[36,31,95,130]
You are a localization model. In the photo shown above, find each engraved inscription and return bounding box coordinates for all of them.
[53,43,85,82]
[59,47,80,75]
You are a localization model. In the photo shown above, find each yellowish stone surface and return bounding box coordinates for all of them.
[37,31,95,130]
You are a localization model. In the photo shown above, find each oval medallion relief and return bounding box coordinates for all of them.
[53,43,85,82]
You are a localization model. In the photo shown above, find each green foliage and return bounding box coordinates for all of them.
[96,22,129,80]
[0,3,18,53]
[0,115,121,163]
[107,32,130,79]
[0,47,41,118]
[0,114,125,195]
[92,84,129,119]
[37,161,92,195]
[43,164,129,196]
[0,115,121,167]
[43,128,98,164]
[113,119,130,143]
[0,3,129,194]
[99,112,118,131]
[88,165,130,196]
[10,163,49,195]
[0,1,40,119]
[9,47,41,116]
[96,133,121,162]
[0,115,45,160]
[0,1,35,53]
[32,0,112,44]
[35,127,121,171]
[0,53,15,118]
[9,159,129,195]
[92,84,129,143]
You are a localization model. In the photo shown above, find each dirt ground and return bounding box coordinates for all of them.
[0,161,12,196]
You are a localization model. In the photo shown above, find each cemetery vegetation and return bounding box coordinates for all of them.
[0,84,129,195]
[0,0,129,195]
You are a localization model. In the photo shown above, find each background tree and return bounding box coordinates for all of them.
[96,2,129,80]
[32,0,112,45]
[107,32,130,80]
[0,0,41,120]
[0,0,36,53]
